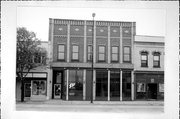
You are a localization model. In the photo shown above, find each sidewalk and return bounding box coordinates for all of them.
[16,99,164,106]
[16,100,164,113]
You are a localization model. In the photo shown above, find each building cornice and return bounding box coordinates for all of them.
[51,18,135,27]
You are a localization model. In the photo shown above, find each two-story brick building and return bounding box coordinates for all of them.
[134,35,164,100]
[48,18,136,101]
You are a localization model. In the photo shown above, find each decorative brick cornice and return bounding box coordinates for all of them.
[53,19,135,27]
[54,19,84,25]
[54,35,67,38]
[70,35,84,38]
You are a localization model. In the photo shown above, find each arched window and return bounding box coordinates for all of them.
[140,51,148,67]
[153,52,161,68]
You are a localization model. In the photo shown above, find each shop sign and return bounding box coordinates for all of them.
[150,78,154,83]
[33,73,47,78]
[159,83,164,92]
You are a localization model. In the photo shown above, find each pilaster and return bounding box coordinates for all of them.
[108,70,110,101]
[66,69,69,100]
[120,70,122,101]
[67,24,70,62]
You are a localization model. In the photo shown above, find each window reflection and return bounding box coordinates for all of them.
[69,70,83,100]
[32,80,46,96]
[96,70,108,101]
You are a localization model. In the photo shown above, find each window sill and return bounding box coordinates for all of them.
[57,59,66,62]
[123,61,131,63]
[141,66,148,68]
[153,66,161,68]
[111,61,119,63]
[71,60,79,62]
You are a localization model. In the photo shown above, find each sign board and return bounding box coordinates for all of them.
[159,83,164,92]
[33,73,47,78]
[150,78,154,83]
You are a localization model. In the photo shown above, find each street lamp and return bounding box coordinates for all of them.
[91,13,95,103]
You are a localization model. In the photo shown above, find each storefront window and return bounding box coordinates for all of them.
[32,80,46,96]
[96,70,108,101]
[136,83,147,100]
[110,70,120,101]
[122,71,131,100]
[69,70,83,100]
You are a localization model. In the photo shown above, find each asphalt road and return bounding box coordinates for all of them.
[16,104,163,113]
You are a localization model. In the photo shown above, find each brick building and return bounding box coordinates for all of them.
[48,18,136,101]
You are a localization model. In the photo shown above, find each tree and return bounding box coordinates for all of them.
[16,27,42,102]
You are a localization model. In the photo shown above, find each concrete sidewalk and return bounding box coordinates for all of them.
[16,100,164,113]
[16,100,164,106]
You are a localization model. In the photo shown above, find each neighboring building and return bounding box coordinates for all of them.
[48,18,136,101]
[16,41,49,101]
[134,35,164,100]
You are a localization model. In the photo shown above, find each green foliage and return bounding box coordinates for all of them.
[16,27,41,79]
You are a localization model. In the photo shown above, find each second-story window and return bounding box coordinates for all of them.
[58,44,65,61]
[34,53,41,63]
[123,46,131,63]
[153,52,160,68]
[98,45,105,62]
[141,51,148,67]
[87,45,92,61]
[111,46,119,62]
[72,45,79,61]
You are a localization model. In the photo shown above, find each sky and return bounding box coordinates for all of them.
[17,7,166,41]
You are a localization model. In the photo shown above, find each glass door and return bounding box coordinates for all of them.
[53,71,64,99]
[54,84,61,98]
[24,83,31,97]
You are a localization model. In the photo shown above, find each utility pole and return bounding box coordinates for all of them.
[91,13,95,103]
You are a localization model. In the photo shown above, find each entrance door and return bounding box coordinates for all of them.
[147,83,157,99]
[24,83,31,97]
[53,71,64,99]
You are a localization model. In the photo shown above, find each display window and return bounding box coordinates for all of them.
[68,70,83,100]
[32,80,46,96]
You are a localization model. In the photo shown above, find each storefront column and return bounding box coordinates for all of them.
[47,68,52,100]
[131,71,134,101]
[120,70,122,101]
[93,70,96,100]
[83,69,86,100]
[108,70,110,101]
[66,69,69,100]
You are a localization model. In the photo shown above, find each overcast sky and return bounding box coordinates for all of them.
[17,7,165,41]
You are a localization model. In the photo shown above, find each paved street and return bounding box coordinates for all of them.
[16,100,164,113]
